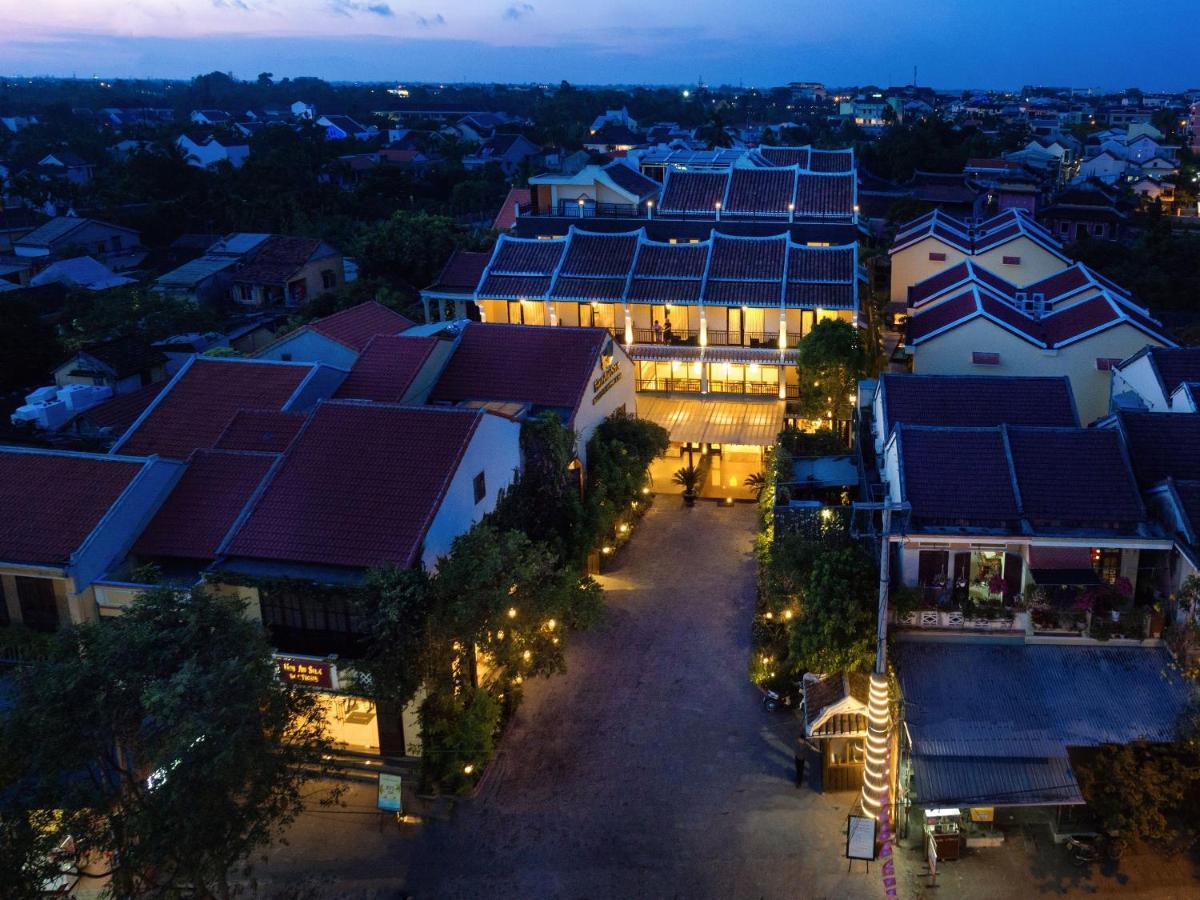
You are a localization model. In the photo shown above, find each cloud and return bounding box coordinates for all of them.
[212,0,252,9]
[415,12,446,27]
[502,3,533,21]
[328,0,394,16]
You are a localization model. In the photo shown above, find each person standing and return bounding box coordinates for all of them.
[653,320,663,343]
[663,315,674,344]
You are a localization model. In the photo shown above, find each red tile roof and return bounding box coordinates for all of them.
[430,322,605,416]
[234,236,325,286]
[214,409,307,453]
[334,334,440,402]
[132,450,276,560]
[0,449,145,566]
[76,381,166,435]
[307,301,415,351]
[225,403,483,569]
[492,187,531,231]
[116,358,314,460]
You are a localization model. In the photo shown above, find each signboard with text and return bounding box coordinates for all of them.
[847,814,878,861]
[377,773,403,813]
[276,655,335,689]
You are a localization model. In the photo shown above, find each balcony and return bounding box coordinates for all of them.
[520,201,646,219]
[636,377,701,393]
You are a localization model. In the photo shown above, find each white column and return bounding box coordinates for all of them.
[700,362,709,395]
[548,300,558,326]
[778,364,787,400]
[421,295,432,323]
[624,303,633,346]
[778,312,787,349]
[699,308,708,347]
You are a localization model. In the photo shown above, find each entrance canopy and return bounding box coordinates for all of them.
[636,395,785,447]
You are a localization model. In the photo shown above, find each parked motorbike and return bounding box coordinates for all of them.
[1066,832,1126,866]
[759,675,800,712]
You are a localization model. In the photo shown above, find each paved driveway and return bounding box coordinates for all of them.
[406,500,884,900]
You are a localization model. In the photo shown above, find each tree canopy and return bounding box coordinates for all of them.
[793,318,868,426]
[0,587,337,899]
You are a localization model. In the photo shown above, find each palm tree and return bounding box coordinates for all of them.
[744,472,767,501]
[672,463,702,506]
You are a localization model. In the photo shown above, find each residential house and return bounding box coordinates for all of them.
[421,248,490,322]
[255,301,414,369]
[590,107,639,133]
[13,216,140,262]
[429,322,635,466]
[453,112,513,143]
[463,133,540,175]
[0,115,37,133]
[176,132,250,169]
[30,256,132,291]
[903,259,1174,423]
[190,109,232,125]
[0,447,183,631]
[1040,182,1129,242]
[53,335,168,396]
[230,236,345,308]
[36,151,95,185]
[153,254,240,305]
[492,187,531,232]
[889,208,1070,303]
[316,115,375,141]
[583,123,646,155]
[0,207,44,253]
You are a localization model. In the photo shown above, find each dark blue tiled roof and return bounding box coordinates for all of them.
[1112,411,1200,489]
[879,374,1078,434]
[896,424,1146,532]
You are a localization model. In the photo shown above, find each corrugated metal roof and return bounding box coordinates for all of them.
[896,641,1190,757]
[913,756,1084,808]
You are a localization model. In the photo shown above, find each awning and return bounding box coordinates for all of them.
[911,755,1084,808]
[636,395,784,447]
[1028,546,1099,586]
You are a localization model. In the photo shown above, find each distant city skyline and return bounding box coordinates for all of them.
[0,0,1196,91]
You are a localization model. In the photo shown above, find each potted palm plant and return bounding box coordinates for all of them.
[673,463,701,506]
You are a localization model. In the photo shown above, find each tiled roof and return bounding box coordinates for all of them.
[1112,411,1200,489]
[896,424,1145,531]
[233,235,325,285]
[333,334,439,402]
[879,374,1078,432]
[808,148,856,173]
[897,426,1020,525]
[658,166,855,219]
[1006,427,1143,525]
[660,170,728,214]
[213,409,307,453]
[475,229,858,310]
[757,146,810,168]
[307,301,414,351]
[430,322,605,415]
[793,172,854,217]
[115,358,314,460]
[602,160,659,198]
[0,448,145,566]
[425,249,490,295]
[1144,347,1200,398]
[76,381,166,435]
[891,208,1066,261]
[492,187,531,231]
[132,449,275,561]
[225,403,484,569]
[725,168,795,216]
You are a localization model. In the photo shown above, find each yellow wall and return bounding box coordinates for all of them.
[912,318,1167,424]
[889,238,967,302]
[973,238,1067,286]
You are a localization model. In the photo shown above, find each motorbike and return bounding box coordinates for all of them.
[1065,832,1126,866]
[759,675,800,712]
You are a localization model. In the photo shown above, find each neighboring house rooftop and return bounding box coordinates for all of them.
[1127,346,1200,400]
[430,322,609,419]
[155,254,238,289]
[31,256,133,291]
[890,208,1067,261]
[74,381,166,436]
[425,249,490,296]
[0,447,149,567]
[62,335,167,380]
[132,449,277,561]
[213,409,308,454]
[224,402,486,570]
[17,216,137,249]
[894,641,1191,807]
[334,334,440,403]
[1107,410,1200,490]
[113,357,316,460]
[233,236,328,286]
[877,374,1078,432]
[493,187,532,230]
[893,424,1146,533]
[305,300,415,351]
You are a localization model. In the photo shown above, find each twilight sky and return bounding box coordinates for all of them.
[0,0,1194,89]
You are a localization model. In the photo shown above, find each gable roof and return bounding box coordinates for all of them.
[17,216,137,248]
[1138,347,1200,400]
[303,300,414,351]
[63,335,167,379]
[602,160,659,199]
[425,249,490,296]
[890,208,1068,262]
[659,166,856,219]
[492,187,531,231]
[224,403,484,569]
[233,236,327,286]
[132,449,277,561]
[878,374,1078,434]
[430,322,605,418]
[1108,411,1200,490]
[113,357,316,460]
[894,424,1146,533]
[334,334,440,402]
[0,447,149,567]
[75,381,166,435]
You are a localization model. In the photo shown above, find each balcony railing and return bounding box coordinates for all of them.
[704,330,783,348]
[519,201,646,219]
[632,328,699,345]
[709,380,781,396]
[636,377,701,393]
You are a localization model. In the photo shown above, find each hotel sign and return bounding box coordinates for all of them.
[592,362,622,405]
[277,655,336,689]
